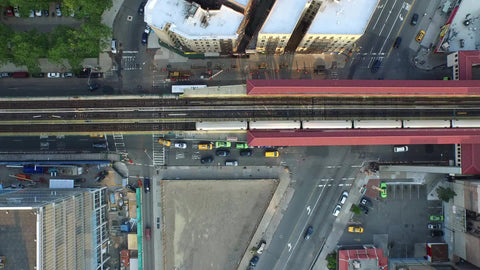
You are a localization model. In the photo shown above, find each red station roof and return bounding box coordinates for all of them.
[246,80,480,96]
[457,51,480,80]
[338,248,388,270]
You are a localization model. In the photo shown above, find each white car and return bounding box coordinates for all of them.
[174,142,187,149]
[333,204,342,217]
[111,39,117,54]
[393,145,408,152]
[339,191,349,205]
[47,73,61,78]
[55,4,62,17]
[14,6,20,17]
[144,25,151,34]
[29,10,35,17]
[35,10,42,16]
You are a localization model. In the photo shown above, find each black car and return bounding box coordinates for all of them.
[144,178,150,193]
[370,60,381,73]
[360,197,372,207]
[201,156,214,164]
[94,170,108,182]
[393,37,402,48]
[359,204,369,214]
[43,9,49,16]
[249,256,259,267]
[142,32,148,45]
[240,149,253,157]
[410,13,418,25]
[138,2,146,15]
[0,72,11,78]
[431,230,444,237]
[215,150,230,156]
[88,84,99,91]
[31,72,45,78]
[304,226,314,240]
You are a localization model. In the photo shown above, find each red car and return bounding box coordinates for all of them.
[5,6,14,16]
[145,227,151,241]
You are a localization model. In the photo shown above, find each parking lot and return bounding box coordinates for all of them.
[339,181,444,258]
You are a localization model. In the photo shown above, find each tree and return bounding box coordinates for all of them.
[10,30,47,72]
[350,204,362,215]
[436,186,457,202]
[326,251,337,269]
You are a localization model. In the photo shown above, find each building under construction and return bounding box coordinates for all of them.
[0,188,109,270]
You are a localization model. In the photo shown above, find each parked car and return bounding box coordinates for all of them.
[256,240,266,254]
[370,60,381,73]
[333,204,342,216]
[0,72,11,78]
[141,32,148,45]
[158,139,171,146]
[215,141,231,148]
[428,223,442,230]
[111,39,117,54]
[144,25,151,34]
[265,151,279,158]
[416,30,426,42]
[348,226,364,233]
[31,72,45,78]
[339,191,349,204]
[198,143,213,150]
[94,170,108,182]
[201,156,214,164]
[410,13,419,25]
[393,36,402,48]
[304,226,314,240]
[88,84,99,91]
[43,9,49,16]
[144,178,150,193]
[225,160,238,166]
[215,150,230,156]
[380,182,387,198]
[240,149,253,157]
[236,143,248,149]
[29,10,35,17]
[360,197,372,207]
[431,230,444,237]
[47,72,61,78]
[138,2,146,15]
[394,145,408,152]
[35,10,42,16]
[12,72,29,78]
[5,6,14,16]
[430,215,444,221]
[62,72,73,78]
[174,142,187,149]
[13,6,20,17]
[145,227,151,241]
[55,3,62,17]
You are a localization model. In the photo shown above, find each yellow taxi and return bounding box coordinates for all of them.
[415,30,425,42]
[158,139,171,147]
[265,151,279,158]
[89,133,104,138]
[348,226,364,233]
[198,144,213,150]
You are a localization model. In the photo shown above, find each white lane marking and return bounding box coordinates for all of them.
[287,243,292,252]
[306,206,311,215]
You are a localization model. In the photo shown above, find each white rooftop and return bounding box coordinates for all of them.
[145,0,244,40]
[444,0,480,51]
[260,0,310,34]
[308,0,379,34]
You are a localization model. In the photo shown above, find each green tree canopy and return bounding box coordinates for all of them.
[436,186,457,202]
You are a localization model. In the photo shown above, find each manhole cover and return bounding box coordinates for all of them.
[127,15,133,21]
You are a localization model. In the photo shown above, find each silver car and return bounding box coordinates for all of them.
[333,204,342,217]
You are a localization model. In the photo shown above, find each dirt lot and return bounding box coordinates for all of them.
[163,180,277,270]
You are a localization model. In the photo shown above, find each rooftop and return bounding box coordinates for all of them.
[338,248,388,270]
[308,0,378,35]
[0,209,37,270]
[443,0,480,52]
[260,0,310,34]
[145,0,244,40]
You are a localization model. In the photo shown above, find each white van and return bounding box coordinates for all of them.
[111,39,117,54]
[394,145,408,152]
[256,240,266,254]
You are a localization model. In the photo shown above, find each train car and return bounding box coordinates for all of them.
[196,121,247,131]
[353,120,402,129]
[302,120,352,129]
[403,120,451,128]
[452,119,480,128]
[249,120,301,130]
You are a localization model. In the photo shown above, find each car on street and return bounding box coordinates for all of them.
[138,2,146,15]
[201,156,214,164]
[380,182,387,198]
[416,30,426,42]
[144,25,151,34]
[428,223,442,230]
[55,3,62,16]
[359,204,369,214]
[431,230,444,237]
[13,6,20,17]
[370,59,381,73]
[47,73,61,78]
[0,72,11,78]
[240,149,253,157]
[225,160,238,166]
[88,84,99,91]
[256,240,266,254]
[31,72,45,78]
[35,9,42,16]
[360,197,372,207]
[141,32,148,45]
[215,150,230,156]
[29,10,34,17]
[394,145,408,152]
[348,226,364,233]
[215,141,231,148]
[410,13,419,25]
[62,72,73,78]
[174,142,187,149]
[94,170,108,182]
[339,191,349,204]
[144,178,150,193]
[430,215,444,221]
[43,9,49,16]
[236,143,248,149]
[304,226,313,240]
[199,143,213,150]
[333,204,342,216]
[158,139,171,147]
[265,151,279,157]
[145,227,151,241]
[249,256,259,267]
[393,36,402,48]
[111,39,117,54]
[5,6,14,16]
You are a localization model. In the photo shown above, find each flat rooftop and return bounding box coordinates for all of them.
[308,0,379,35]
[446,0,480,51]
[260,0,310,34]
[0,209,37,270]
[145,0,244,39]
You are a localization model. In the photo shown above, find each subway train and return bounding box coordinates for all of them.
[195,119,480,130]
